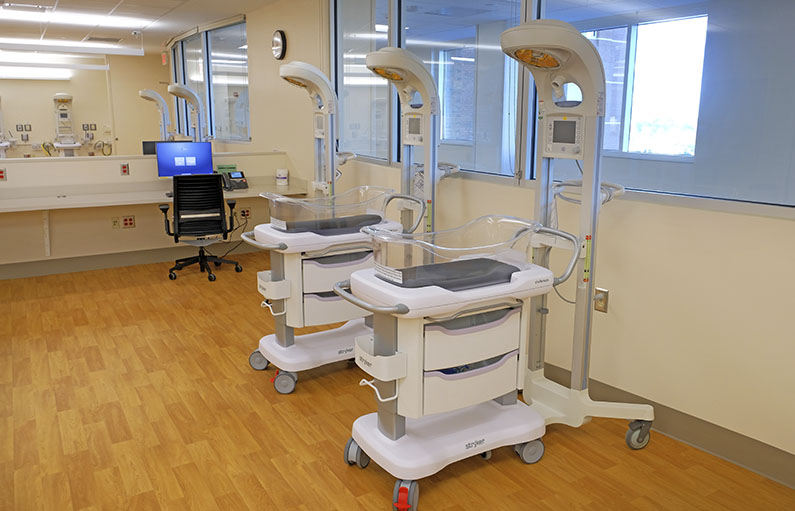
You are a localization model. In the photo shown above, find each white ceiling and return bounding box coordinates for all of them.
[0,0,271,53]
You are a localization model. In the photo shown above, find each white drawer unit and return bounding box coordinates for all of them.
[423,350,518,416]
[302,251,374,293]
[423,307,521,371]
[303,292,366,327]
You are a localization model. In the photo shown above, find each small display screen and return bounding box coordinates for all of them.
[60,113,68,118]
[552,120,577,144]
[408,117,421,135]
[230,171,243,178]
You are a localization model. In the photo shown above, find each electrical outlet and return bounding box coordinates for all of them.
[594,288,609,313]
[21,133,29,142]
[0,168,6,182]
[111,217,120,229]
[120,163,129,176]
[240,208,251,218]
[32,143,42,151]
[122,216,135,228]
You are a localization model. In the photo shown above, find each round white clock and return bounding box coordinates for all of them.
[272,30,286,60]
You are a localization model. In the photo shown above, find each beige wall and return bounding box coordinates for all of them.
[107,55,173,156]
[0,54,169,158]
[214,0,331,183]
[343,160,795,456]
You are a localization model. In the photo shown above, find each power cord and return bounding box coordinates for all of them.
[205,211,248,259]
[553,285,576,305]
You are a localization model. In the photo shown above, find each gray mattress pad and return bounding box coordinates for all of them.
[385,257,519,291]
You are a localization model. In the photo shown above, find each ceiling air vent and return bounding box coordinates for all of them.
[86,36,122,43]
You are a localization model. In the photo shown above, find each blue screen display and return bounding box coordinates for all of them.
[156,142,213,177]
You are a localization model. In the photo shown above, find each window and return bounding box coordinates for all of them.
[439,47,476,142]
[335,0,521,175]
[582,17,708,157]
[626,17,708,156]
[170,21,250,142]
[208,24,250,141]
[335,0,795,206]
[336,0,390,160]
[404,0,521,176]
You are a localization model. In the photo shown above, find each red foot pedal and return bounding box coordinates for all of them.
[270,370,279,383]
[394,487,411,510]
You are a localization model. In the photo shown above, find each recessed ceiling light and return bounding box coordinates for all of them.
[0,6,151,28]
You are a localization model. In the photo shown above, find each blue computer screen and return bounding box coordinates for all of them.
[156,142,213,177]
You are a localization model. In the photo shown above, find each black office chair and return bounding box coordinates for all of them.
[159,174,242,281]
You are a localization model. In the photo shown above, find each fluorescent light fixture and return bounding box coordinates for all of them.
[211,59,248,66]
[211,52,247,60]
[0,65,72,79]
[450,56,475,62]
[374,24,388,32]
[0,49,108,69]
[238,45,247,49]
[0,37,143,56]
[343,76,387,86]
[0,6,151,28]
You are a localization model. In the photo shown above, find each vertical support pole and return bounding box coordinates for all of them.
[269,251,295,347]
[325,112,336,196]
[313,135,324,197]
[528,157,554,372]
[570,118,604,391]
[424,113,438,234]
[373,312,405,440]
[400,144,414,234]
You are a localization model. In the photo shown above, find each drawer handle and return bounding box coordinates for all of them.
[359,378,398,402]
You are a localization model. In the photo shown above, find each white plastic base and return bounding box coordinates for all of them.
[352,400,545,481]
[257,318,371,372]
[525,369,654,427]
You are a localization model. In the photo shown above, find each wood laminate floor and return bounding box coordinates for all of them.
[1,252,793,510]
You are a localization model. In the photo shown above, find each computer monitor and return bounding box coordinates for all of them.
[156,141,213,177]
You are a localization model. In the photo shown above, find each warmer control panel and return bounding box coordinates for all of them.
[403,113,423,145]
[542,114,583,159]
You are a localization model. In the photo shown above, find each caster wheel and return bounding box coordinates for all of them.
[344,438,370,469]
[515,439,544,464]
[480,450,492,460]
[208,273,216,282]
[248,350,269,371]
[273,371,297,394]
[214,261,222,267]
[235,264,243,273]
[625,420,652,450]
[168,272,177,280]
[392,480,419,511]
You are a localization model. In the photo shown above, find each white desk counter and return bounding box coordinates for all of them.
[0,176,307,213]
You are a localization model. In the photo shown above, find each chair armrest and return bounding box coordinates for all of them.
[158,203,174,238]
[225,199,237,239]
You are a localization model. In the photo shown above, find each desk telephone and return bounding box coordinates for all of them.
[222,171,248,191]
